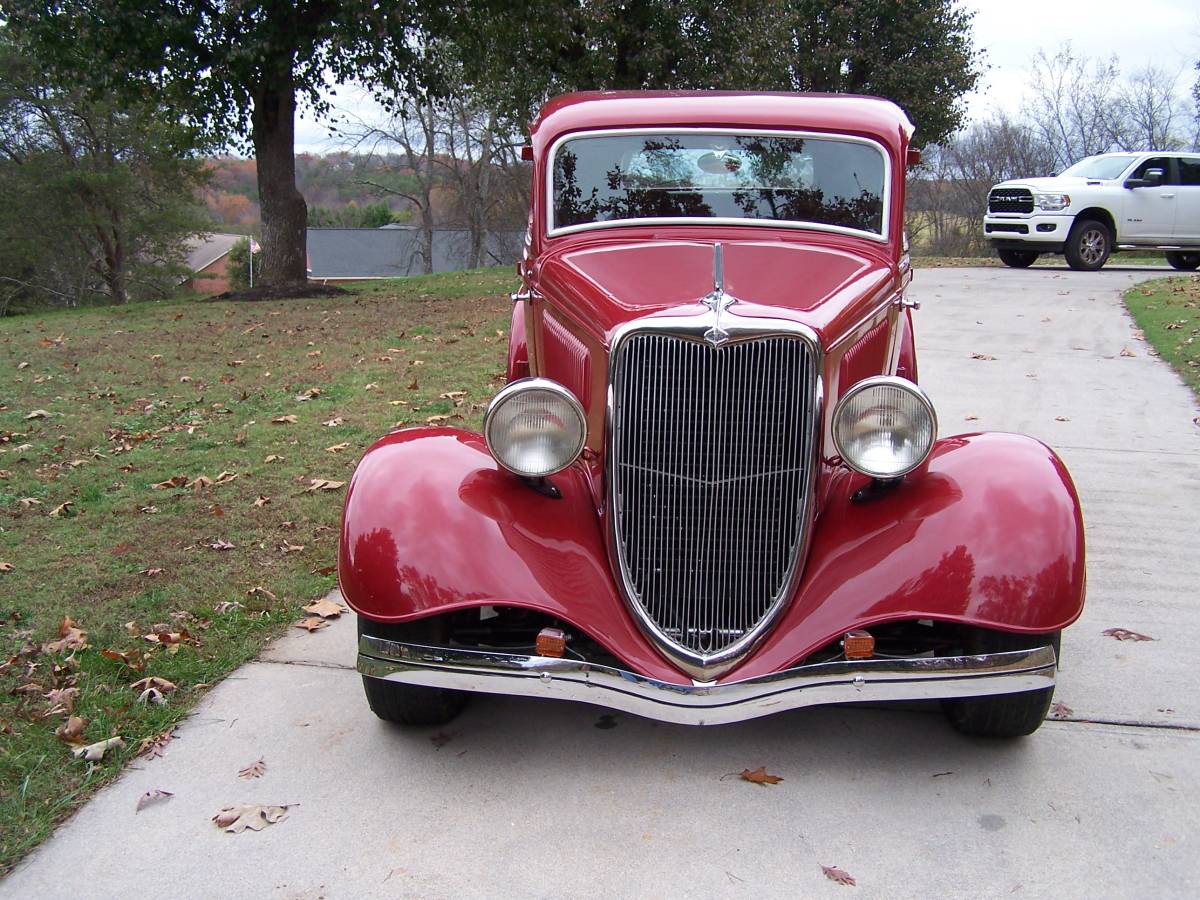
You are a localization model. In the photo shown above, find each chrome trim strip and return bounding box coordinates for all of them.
[544,127,892,243]
[605,309,823,681]
[358,637,1059,727]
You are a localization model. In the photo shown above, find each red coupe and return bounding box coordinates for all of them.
[340,92,1084,737]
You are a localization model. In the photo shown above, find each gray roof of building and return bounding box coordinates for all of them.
[185,233,243,272]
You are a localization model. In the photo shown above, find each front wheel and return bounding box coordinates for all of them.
[1165,251,1200,271]
[1064,219,1112,271]
[998,249,1039,268]
[942,628,1060,738]
[358,616,469,726]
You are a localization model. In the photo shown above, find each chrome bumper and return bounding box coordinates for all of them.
[358,635,1058,726]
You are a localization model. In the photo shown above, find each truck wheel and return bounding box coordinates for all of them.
[358,616,469,726]
[1165,251,1200,271]
[1064,219,1111,271]
[942,629,1060,738]
[998,249,1038,268]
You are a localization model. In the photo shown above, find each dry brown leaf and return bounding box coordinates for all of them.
[137,727,175,759]
[137,687,167,705]
[1049,701,1073,719]
[210,539,235,551]
[1102,627,1156,642]
[44,616,89,653]
[72,736,124,761]
[314,564,337,576]
[246,586,277,602]
[302,478,345,493]
[214,470,239,484]
[294,616,329,632]
[295,388,321,401]
[101,648,146,672]
[189,475,214,491]
[140,567,165,576]
[212,803,291,833]
[238,758,266,779]
[1055,416,1071,422]
[272,415,298,425]
[252,495,271,508]
[25,409,51,419]
[0,562,13,572]
[324,442,350,453]
[151,475,188,490]
[302,598,345,619]
[740,766,783,786]
[821,865,856,886]
[322,416,344,427]
[263,454,284,463]
[214,600,243,614]
[43,686,79,713]
[279,542,305,554]
[963,414,978,421]
[131,676,177,694]
[136,789,174,813]
[55,715,87,745]
[48,501,75,518]
[970,353,995,361]
[17,497,41,509]
[1119,347,1136,358]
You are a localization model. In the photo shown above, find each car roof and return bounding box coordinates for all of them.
[529,91,914,158]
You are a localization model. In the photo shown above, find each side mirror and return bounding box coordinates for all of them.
[1126,167,1164,188]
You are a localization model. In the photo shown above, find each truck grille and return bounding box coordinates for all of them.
[988,188,1034,214]
[610,332,817,670]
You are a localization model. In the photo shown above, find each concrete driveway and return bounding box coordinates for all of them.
[6,266,1199,899]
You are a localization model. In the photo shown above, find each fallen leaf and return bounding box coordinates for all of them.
[137,687,167,705]
[302,598,345,619]
[1054,416,1071,422]
[272,415,298,425]
[302,478,345,493]
[101,648,146,672]
[210,504,224,517]
[212,803,291,833]
[970,353,995,361]
[1049,701,1073,718]
[426,414,451,424]
[1119,347,1136,357]
[142,630,196,652]
[294,617,329,632]
[48,501,75,518]
[740,766,783,786]
[246,586,278,602]
[210,539,235,551]
[43,686,80,713]
[314,565,337,576]
[17,497,41,509]
[295,388,321,401]
[821,865,856,886]
[214,470,239,484]
[324,442,350,453]
[151,475,188,490]
[1102,627,1156,642]
[72,736,124,761]
[16,361,29,370]
[0,562,13,572]
[963,413,978,421]
[264,454,284,463]
[44,616,89,653]
[25,409,51,419]
[238,758,266,779]
[131,676,177,694]
[279,542,305,554]
[322,416,344,427]
[214,600,243,614]
[189,475,214,491]
[55,716,87,745]
[252,495,271,507]
[136,789,174,813]
[140,567,165,577]
[137,727,175,759]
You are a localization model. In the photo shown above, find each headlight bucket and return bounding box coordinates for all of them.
[832,376,937,479]
[1035,193,1070,211]
[484,378,586,478]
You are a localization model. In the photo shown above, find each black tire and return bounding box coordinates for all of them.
[942,628,1060,739]
[358,616,469,726]
[998,249,1039,268]
[1063,219,1112,271]
[1165,251,1200,271]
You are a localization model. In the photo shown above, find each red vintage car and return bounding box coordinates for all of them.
[341,92,1084,737]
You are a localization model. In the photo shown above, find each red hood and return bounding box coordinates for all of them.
[536,231,898,347]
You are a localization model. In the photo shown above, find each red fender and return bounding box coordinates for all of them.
[340,430,1084,684]
[507,302,529,382]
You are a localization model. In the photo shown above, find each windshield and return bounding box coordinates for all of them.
[551,132,888,237]
[1060,155,1138,180]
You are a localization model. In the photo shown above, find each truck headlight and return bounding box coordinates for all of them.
[1035,193,1070,211]
[833,376,937,479]
[484,378,586,477]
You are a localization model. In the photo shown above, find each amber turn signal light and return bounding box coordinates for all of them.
[536,627,567,658]
[843,630,875,660]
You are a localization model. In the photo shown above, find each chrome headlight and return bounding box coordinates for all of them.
[1035,192,1070,211]
[833,376,937,479]
[484,378,586,477]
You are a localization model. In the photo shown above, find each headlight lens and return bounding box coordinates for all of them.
[484,378,586,477]
[833,377,937,479]
[1035,192,1070,211]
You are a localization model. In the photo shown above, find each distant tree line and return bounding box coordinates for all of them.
[909,45,1200,257]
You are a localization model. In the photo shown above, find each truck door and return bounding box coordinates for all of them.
[1121,156,1176,242]
[1174,157,1200,244]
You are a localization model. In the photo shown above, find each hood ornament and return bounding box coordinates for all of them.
[701,243,737,347]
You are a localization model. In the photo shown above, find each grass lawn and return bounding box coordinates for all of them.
[1123,275,1200,400]
[0,267,517,872]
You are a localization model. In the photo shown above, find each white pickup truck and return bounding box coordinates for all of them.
[983,152,1200,271]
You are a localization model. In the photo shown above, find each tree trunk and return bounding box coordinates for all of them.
[251,84,308,285]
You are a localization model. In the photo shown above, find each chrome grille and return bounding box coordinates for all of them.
[610,333,817,666]
[988,187,1034,214]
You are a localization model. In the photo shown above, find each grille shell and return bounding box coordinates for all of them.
[988,188,1034,214]
[608,326,820,679]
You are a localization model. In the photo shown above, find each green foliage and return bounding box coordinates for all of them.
[307,202,396,228]
[226,238,262,291]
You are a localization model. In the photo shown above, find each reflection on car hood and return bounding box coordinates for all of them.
[537,237,895,344]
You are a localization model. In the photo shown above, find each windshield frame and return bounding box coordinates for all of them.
[545,127,892,243]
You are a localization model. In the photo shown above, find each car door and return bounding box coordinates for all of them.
[1174,157,1200,244]
[1121,156,1176,242]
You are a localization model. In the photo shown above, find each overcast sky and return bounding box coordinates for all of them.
[294,0,1200,153]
